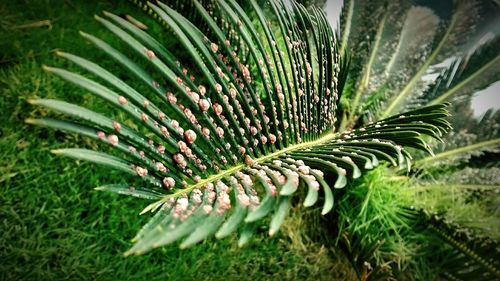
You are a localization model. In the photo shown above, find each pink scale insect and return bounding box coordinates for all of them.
[144,48,155,59]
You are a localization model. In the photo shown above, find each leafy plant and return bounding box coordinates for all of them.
[334,0,500,279]
[26,0,499,280]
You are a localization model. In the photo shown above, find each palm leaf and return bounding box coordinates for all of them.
[29,0,448,255]
[416,36,500,108]
[417,108,500,167]
[337,0,497,128]
[422,212,500,281]
[380,0,495,118]
[331,0,500,278]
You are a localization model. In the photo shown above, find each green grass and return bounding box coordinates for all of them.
[0,1,359,280]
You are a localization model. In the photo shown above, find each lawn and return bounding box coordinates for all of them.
[0,1,352,280]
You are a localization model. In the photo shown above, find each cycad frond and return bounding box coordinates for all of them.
[28,0,448,255]
[423,212,500,281]
[337,0,497,128]
[417,108,499,167]
[334,0,499,278]
[380,0,495,118]
[415,37,500,108]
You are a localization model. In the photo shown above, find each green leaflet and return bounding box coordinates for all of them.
[269,196,291,236]
[238,223,257,247]
[215,204,247,239]
[51,148,133,174]
[95,184,164,200]
[277,169,299,196]
[125,196,210,255]
[303,181,319,208]
[180,210,226,248]
[215,178,249,238]
[311,171,334,215]
[244,195,276,222]
[132,206,172,243]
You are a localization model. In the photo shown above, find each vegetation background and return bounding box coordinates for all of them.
[1,0,498,280]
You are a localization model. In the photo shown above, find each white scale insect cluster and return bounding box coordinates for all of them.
[28,0,450,253]
[63,1,338,243]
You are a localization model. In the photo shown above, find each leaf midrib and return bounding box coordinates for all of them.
[343,13,387,130]
[339,0,354,56]
[416,138,500,165]
[141,132,338,214]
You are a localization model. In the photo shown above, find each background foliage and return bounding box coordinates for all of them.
[1,0,499,280]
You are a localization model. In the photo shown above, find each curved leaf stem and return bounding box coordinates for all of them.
[141,131,338,214]
[416,138,500,165]
[339,0,354,56]
[343,13,387,130]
